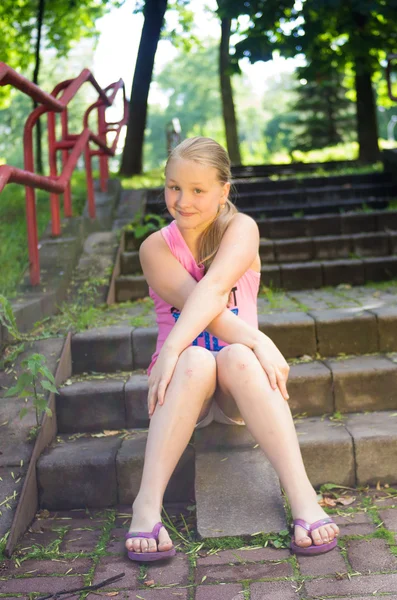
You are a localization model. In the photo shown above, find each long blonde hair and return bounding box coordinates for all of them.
[165,136,238,272]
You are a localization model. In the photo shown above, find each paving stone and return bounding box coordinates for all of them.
[287,361,333,416]
[195,561,292,583]
[260,265,281,288]
[364,255,397,282]
[333,511,376,536]
[369,305,397,352]
[125,373,150,427]
[197,546,290,566]
[106,526,129,554]
[0,557,92,577]
[346,538,397,573]
[280,261,323,290]
[379,508,397,531]
[146,553,189,585]
[15,528,61,551]
[341,212,376,234]
[59,527,102,553]
[121,250,141,274]
[132,327,157,369]
[309,309,378,356]
[305,214,342,237]
[327,355,397,413]
[297,546,347,576]
[250,581,298,600]
[95,590,188,600]
[306,572,397,596]
[313,234,352,260]
[71,326,134,373]
[116,275,149,302]
[116,434,195,504]
[259,240,275,263]
[56,379,126,433]
[37,436,122,509]
[0,575,85,593]
[274,238,314,262]
[195,442,286,538]
[92,554,139,588]
[322,258,365,286]
[345,411,397,485]
[294,417,355,486]
[268,217,307,238]
[258,312,316,358]
[195,583,244,600]
[353,231,390,257]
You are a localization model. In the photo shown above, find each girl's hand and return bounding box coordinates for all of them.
[252,333,290,401]
[147,345,180,418]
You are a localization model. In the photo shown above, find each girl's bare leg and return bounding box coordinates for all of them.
[125,346,217,554]
[215,344,339,548]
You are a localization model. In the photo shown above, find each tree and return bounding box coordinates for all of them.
[232,0,397,162]
[291,63,356,151]
[0,0,123,171]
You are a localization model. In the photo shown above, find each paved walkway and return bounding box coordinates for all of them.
[1,487,397,599]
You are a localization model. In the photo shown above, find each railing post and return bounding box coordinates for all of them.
[84,139,96,218]
[25,186,40,285]
[47,111,61,236]
[98,104,109,192]
[61,108,73,217]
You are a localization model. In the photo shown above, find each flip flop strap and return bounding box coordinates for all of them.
[125,521,163,540]
[293,517,334,532]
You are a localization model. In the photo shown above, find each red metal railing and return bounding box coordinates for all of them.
[0,62,128,286]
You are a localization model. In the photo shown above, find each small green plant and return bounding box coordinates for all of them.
[387,199,397,211]
[292,210,304,218]
[4,353,58,441]
[124,211,167,249]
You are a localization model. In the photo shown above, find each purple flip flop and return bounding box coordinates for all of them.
[125,521,176,562]
[290,517,338,555]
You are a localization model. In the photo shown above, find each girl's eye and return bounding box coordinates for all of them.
[169,185,179,190]
[194,189,202,194]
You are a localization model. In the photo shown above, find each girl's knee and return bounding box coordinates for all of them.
[216,343,255,373]
[178,346,216,376]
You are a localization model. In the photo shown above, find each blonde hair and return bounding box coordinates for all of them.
[165,136,238,272]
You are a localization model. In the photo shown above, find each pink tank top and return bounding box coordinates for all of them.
[147,220,261,375]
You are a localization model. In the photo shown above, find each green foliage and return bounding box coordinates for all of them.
[0,0,124,107]
[4,352,57,438]
[123,211,167,249]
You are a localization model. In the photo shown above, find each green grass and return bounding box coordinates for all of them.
[0,170,91,299]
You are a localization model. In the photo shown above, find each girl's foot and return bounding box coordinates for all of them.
[292,499,339,548]
[125,510,173,554]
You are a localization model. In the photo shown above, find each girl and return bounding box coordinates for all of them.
[124,136,339,560]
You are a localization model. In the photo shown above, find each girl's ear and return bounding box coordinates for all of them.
[222,181,231,200]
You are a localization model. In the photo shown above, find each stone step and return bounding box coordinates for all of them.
[115,253,397,298]
[230,159,363,179]
[145,183,396,216]
[240,194,392,219]
[71,306,397,374]
[36,411,397,519]
[121,231,397,275]
[59,350,397,433]
[145,171,390,204]
[124,210,397,248]
[232,171,391,193]
[36,430,195,510]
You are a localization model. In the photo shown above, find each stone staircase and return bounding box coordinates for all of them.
[35,166,397,538]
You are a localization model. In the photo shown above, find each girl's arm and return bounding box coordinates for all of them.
[140,212,261,352]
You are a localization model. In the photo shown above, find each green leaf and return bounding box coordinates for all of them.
[40,380,58,394]
[18,407,29,420]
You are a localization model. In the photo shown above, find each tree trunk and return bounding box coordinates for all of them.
[119,0,168,176]
[219,17,241,165]
[33,0,45,174]
[354,61,380,162]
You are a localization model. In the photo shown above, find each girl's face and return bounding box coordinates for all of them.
[165,158,230,233]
